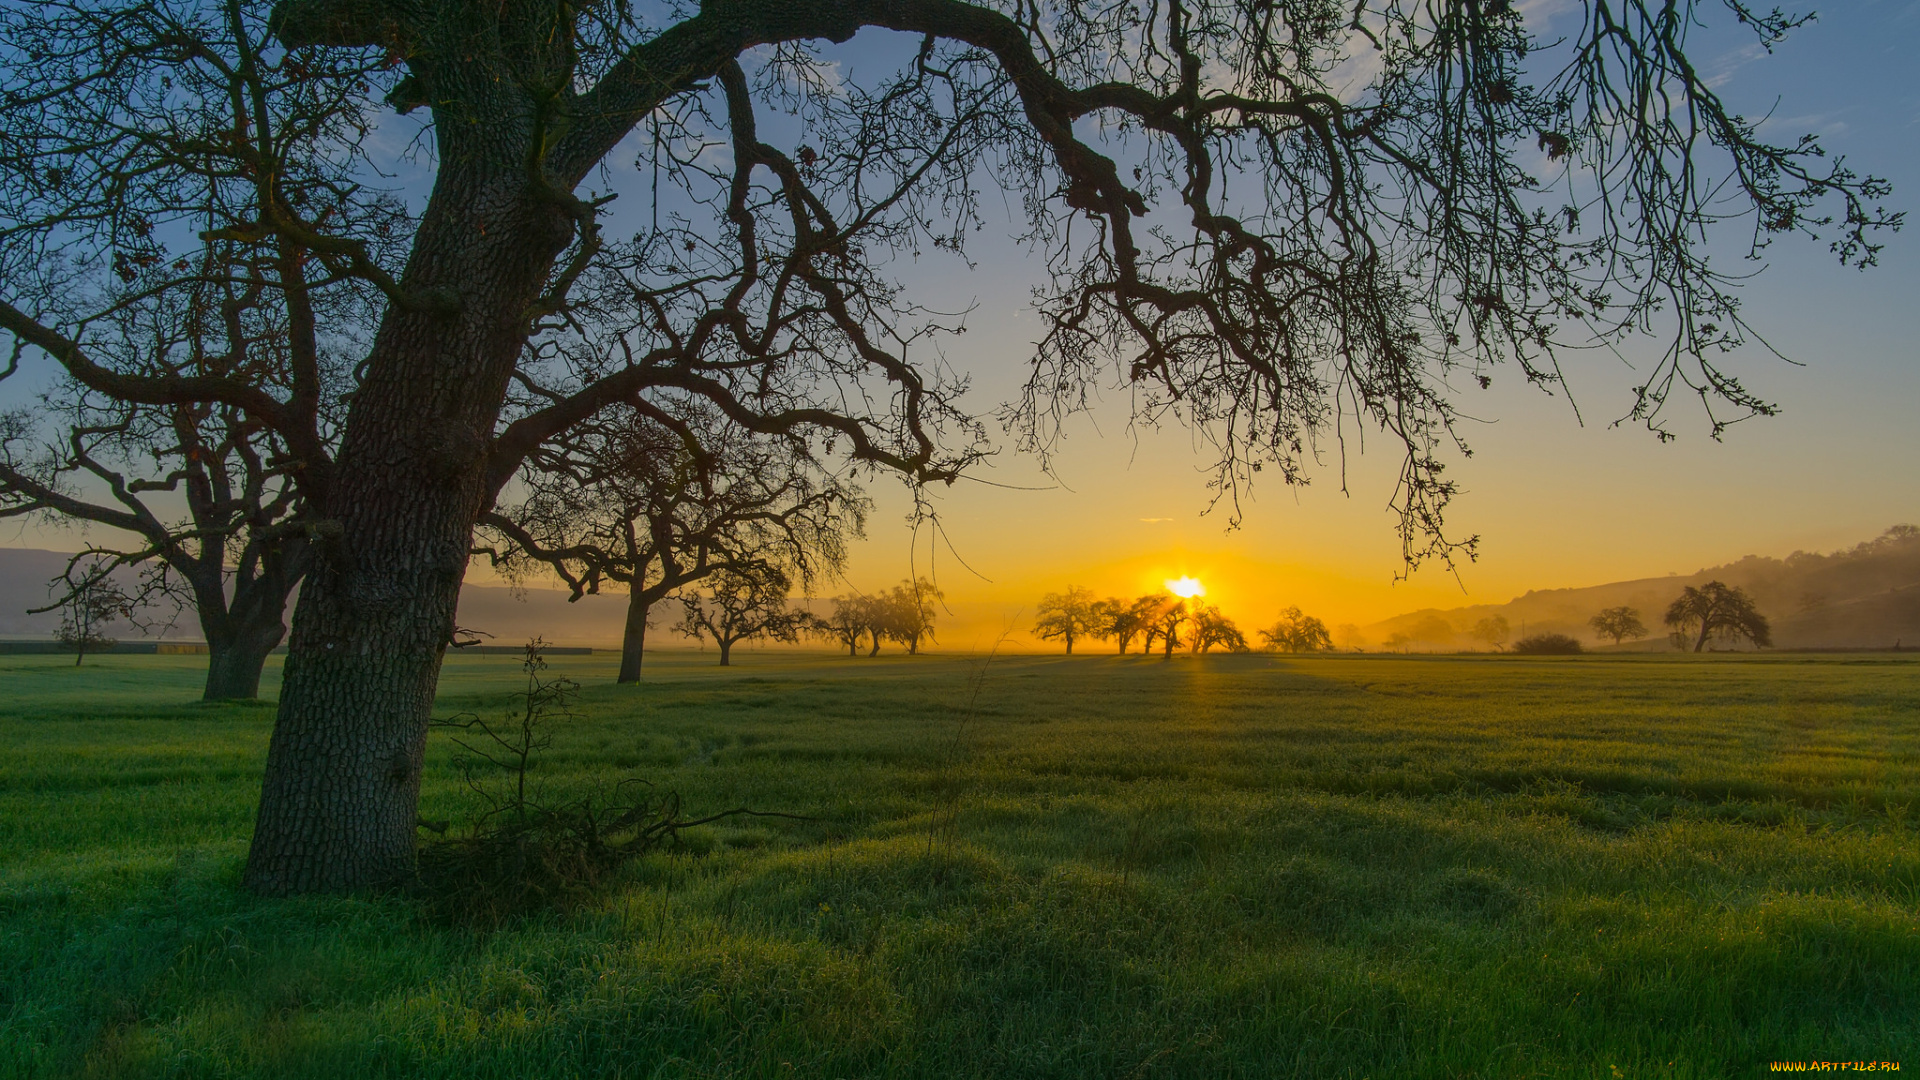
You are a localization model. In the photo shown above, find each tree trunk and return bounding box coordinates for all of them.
[618,590,650,684]
[244,147,574,894]
[718,637,733,666]
[244,545,461,894]
[1693,625,1710,652]
[203,612,287,700]
[867,630,881,657]
[1065,636,1073,655]
[199,563,298,701]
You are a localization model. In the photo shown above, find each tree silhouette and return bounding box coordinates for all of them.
[1189,605,1248,653]
[49,559,134,667]
[1589,606,1648,646]
[1034,586,1105,655]
[884,577,943,655]
[673,567,809,666]
[1105,597,1151,655]
[1259,607,1333,653]
[0,0,1892,892]
[814,596,875,657]
[1135,595,1188,658]
[1469,615,1511,652]
[814,592,898,656]
[480,399,863,682]
[1665,582,1771,652]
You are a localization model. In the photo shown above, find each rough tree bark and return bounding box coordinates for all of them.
[242,155,575,892]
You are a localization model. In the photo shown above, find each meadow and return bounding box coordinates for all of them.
[1,648,1916,1079]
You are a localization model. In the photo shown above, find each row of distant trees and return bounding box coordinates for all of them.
[808,579,944,658]
[660,570,954,667]
[1021,579,1777,659]
[1032,587,1340,657]
[669,572,944,666]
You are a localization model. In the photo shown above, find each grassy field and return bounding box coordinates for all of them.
[1,649,1916,1079]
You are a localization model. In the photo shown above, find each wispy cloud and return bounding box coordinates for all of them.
[1139,517,1173,523]
[1703,42,1767,89]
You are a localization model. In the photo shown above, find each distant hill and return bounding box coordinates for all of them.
[1359,525,1920,651]
[451,583,635,648]
[0,546,971,651]
[0,547,637,646]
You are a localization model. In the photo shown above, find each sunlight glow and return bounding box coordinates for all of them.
[1166,576,1205,599]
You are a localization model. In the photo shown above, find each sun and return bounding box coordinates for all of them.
[1165,576,1205,599]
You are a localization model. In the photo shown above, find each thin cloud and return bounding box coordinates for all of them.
[1139,517,1174,523]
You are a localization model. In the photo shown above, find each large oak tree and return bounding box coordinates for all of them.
[0,0,1896,894]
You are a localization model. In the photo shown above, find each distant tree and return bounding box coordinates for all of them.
[1665,582,1772,652]
[1034,586,1105,655]
[673,568,809,666]
[1136,595,1188,658]
[50,560,134,666]
[884,577,944,655]
[1106,597,1154,655]
[821,590,904,657]
[1408,614,1457,648]
[1384,631,1413,654]
[1190,605,1248,653]
[1332,624,1367,652]
[814,596,875,657]
[1588,606,1648,645]
[1469,615,1511,652]
[1260,607,1333,653]
[1512,633,1583,656]
[482,400,864,682]
[1867,524,1920,550]
[1086,598,1123,652]
[826,593,894,657]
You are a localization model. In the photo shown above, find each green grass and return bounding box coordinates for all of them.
[2,649,1917,1079]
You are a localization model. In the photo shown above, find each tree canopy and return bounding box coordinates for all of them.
[1665,581,1770,652]
[1590,606,1648,646]
[1034,586,1106,654]
[1260,606,1332,653]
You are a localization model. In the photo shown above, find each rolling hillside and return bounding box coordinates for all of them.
[1360,525,1920,651]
